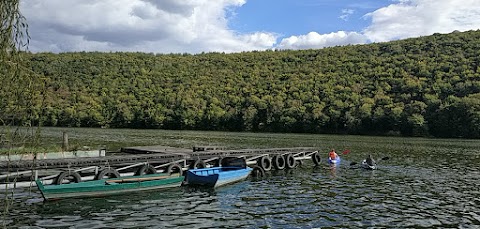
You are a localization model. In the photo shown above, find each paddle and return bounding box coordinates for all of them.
[342,149,351,155]
[380,156,389,161]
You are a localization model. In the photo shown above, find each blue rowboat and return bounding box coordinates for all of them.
[328,156,341,165]
[36,173,184,201]
[185,166,252,188]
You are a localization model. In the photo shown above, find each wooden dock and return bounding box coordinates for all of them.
[0,145,320,189]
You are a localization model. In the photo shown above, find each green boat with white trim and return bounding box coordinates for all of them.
[36,173,184,201]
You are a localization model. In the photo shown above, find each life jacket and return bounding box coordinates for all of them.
[329,151,338,160]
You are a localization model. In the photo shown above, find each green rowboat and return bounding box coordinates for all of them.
[36,173,184,201]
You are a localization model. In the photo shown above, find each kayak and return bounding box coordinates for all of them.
[361,160,376,170]
[328,156,341,165]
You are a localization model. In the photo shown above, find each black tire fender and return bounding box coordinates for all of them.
[250,165,266,178]
[312,152,321,166]
[189,159,206,169]
[284,154,296,169]
[166,163,183,175]
[95,168,120,180]
[272,155,286,170]
[257,156,272,171]
[54,171,82,185]
[135,164,157,176]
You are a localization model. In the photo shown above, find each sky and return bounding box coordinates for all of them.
[21,0,480,54]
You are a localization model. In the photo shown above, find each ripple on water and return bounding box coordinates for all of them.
[35,219,76,228]
[5,150,480,228]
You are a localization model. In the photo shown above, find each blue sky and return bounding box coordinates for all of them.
[21,0,480,53]
[230,0,384,36]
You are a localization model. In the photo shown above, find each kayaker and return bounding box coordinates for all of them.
[329,149,338,161]
[365,154,376,166]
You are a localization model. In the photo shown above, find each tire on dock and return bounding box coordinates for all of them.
[272,155,286,170]
[54,171,82,185]
[312,152,322,166]
[135,164,157,176]
[219,157,247,168]
[257,156,272,171]
[284,154,296,169]
[189,159,206,169]
[250,165,266,178]
[95,168,120,180]
[166,163,183,175]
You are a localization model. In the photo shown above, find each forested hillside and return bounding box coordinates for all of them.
[9,30,480,138]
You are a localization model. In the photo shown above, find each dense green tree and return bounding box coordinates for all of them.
[6,29,480,138]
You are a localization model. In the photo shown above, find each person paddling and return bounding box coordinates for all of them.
[365,154,376,166]
[329,149,338,161]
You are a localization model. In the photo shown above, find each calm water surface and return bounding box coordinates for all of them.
[2,131,480,228]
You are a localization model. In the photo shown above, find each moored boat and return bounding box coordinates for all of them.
[36,173,184,201]
[185,166,253,188]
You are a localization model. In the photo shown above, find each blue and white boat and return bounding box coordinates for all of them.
[328,156,341,165]
[185,166,252,188]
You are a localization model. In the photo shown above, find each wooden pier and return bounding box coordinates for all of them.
[0,146,321,189]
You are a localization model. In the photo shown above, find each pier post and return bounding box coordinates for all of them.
[62,131,69,151]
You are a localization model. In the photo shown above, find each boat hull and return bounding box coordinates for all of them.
[186,167,252,188]
[36,173,184,201]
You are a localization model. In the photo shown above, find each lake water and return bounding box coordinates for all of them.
[2,129,480,228]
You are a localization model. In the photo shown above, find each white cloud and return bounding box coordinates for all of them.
[21,0,276,53]
[276,0,480,50]
[363,0,480,42]
[339,9,355,21]
[20,0,480,53]
[277,31,368,50]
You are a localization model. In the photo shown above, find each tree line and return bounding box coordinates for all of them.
[5,30,480,138]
